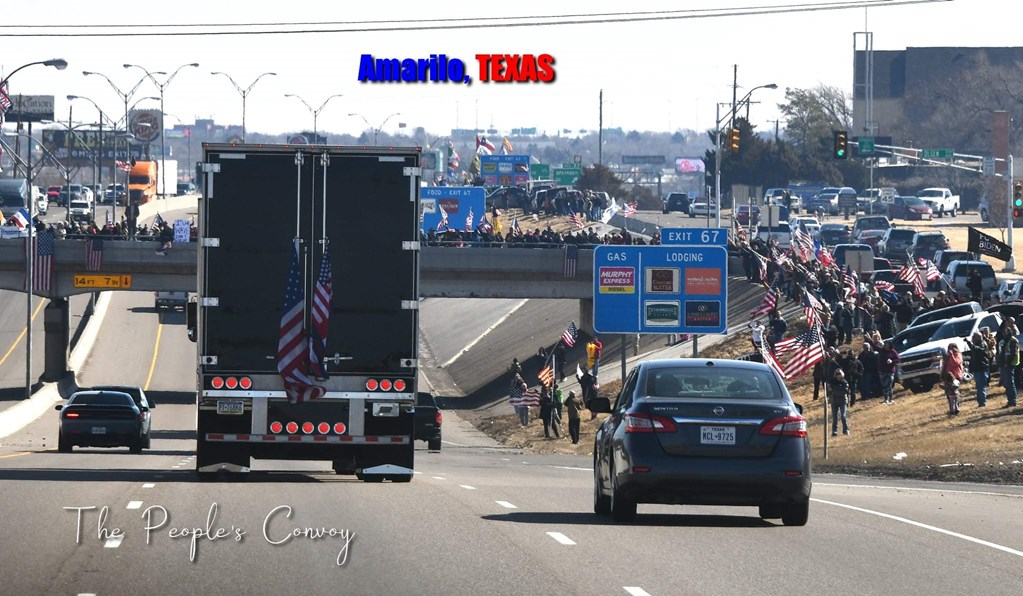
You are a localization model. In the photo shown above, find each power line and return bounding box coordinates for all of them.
[0,0,948,37]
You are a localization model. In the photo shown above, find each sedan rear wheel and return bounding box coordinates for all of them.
[593,459,611,515]
[782,500,809,526]
[57,434,71,453]
[609,465,636,522]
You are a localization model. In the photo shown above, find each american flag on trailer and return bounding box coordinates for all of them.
[844,265,859,296]
[26,230,55,293]
[561,321,578,347]
[780,324,825,379]
[751,287,779,316]
[308,240,333,380]
[85,237,104,271]
[919,258,941,281]
[898,263,926,295]
[276,240,325,404]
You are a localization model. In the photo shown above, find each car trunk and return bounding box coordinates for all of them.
[643,399,792,458]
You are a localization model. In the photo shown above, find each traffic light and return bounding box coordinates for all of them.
[833,130,848,159]
[728,127,741,153]
[1014,182,1023,219]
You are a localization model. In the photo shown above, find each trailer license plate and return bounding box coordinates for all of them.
[217,400,244,415]
[700,426,735,445]
[91,426,106,435]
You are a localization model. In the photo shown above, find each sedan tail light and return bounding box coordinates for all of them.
[624,412,677,433]
[435,411,443,426]
[760,416,808,437]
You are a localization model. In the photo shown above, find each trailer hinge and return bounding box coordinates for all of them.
[403,167,421,177]
[402,241,420,251]
[202,238,220,247]
[200,355,218,365]
[401,300,419,310]
[202,163,221,174]
[400,358,418,369]
[201,297,220,307]
[320,151,330,166]
[294,151,304,166]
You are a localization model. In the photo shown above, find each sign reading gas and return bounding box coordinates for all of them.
[74,275,132,289]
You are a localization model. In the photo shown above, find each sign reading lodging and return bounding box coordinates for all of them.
[593,245,727,334]
[74,274,132,289]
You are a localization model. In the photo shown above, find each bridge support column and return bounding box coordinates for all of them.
[43,297,71,382]
[578,299,594,335]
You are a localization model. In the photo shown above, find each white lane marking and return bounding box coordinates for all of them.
[816,482,1023,499]
[142,483,155,489]
[442,440,468,447]
[459,485,477,490]
[432,476,446,480]
[501,458,510,461]
[813,498,1023,557]
[496,501,518,509]
[126,501,143,510]
[440,299,528,368]
[413,471,422,475]
[171,465,182,469]
[77,593,97,596]
[104,535,123,548]
[546,531,576,545]
[624,588,652,596]
[552,466,593,471]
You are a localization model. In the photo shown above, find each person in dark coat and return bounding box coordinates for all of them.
[858,342,880,399]
[836,300,855,345]
[840,349,864,406]
[967,331,992,407]
[579,368,597,420]
[830,369,851,436]
[967,268,984,302]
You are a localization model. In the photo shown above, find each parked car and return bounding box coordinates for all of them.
[808,191,839,216]
[852,215,892,238]
[833,244,874,270]
[898,312,1002,394]
[68,199,92,222]
[414,392,443,451]
[818,223,851,246]
[886,195,933,220]
[877,228,918,262]
[756,222,792,249]
[662,192,691,214]
[735,204,760,226]
[688,201,718,218]
[908,301,982,329]
[943,260,997,300]
[910,232,949,263]
[590,359,811,525]
[46,185,62,202]
[55,390,152,453]
[104,183,126,203]
[933,250,976,273]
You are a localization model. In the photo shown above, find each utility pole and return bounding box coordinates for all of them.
[598,89,603,167]
[1008,155,1016,271]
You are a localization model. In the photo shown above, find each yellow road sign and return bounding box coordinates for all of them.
[73,274,132,289]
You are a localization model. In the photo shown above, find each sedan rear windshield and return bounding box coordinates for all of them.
[889,230,916,240]
[70,393,134,406]
[645,368,783,400]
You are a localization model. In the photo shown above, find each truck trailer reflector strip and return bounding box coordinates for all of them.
[205,433,409,445]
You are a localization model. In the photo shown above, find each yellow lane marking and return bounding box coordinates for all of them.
[144,324,163,392]
[0,451,31,459]
[0,300,47,368]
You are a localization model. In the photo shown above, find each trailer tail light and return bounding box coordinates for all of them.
[317,422,330,434]
[366,379,379,391]
[211,376,225,389]
[379,379,392,391]
[285,421,299,434]
[269,421,283,434]
[225,377,238,389]
[334,422,347,434]
[393,379,406,391]
[239,377,252,390]
[301,422,314,434]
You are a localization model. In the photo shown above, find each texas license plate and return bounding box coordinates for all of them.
[216,400,244,415]
[91,426,106,435]
[700,426,735,445]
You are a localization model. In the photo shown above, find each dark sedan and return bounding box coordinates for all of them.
[591,359,811,525]
[818,223,851,246]
[56,390,151,453]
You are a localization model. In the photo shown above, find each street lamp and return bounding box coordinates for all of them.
[0,58,67,400]
[285,93,343,142]
[124,62,199,200]
[67,95,119,208]
[211,71,276,142]
[714,83,777,228]
[348,112,401,145]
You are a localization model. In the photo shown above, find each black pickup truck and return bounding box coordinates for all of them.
[415,392,443,451]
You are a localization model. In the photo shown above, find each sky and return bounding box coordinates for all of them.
[0,0,1015,142]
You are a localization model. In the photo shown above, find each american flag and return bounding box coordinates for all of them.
[760,336,788,379]
[874,280,896,292]
[276,240,325,404]
[510,387,541,407]
[792,224,814,259]
[561,321,578,347]
[568,211,585,228]
[437,205,449,231]
[563,244,578,278]
[477,213,492,232]
[308,240,333,380]
[844,265,859,297]
[803,292,823,328]
[465,207,474,232]
[0,81,11,124]
[511,216,520,232]
[154,213,165,228]
[751,287,778,316]
[733,218,748,244]
[115,160,132,172]
[752,250,769,283]
[919,258,941,281]
[27,230,55,293]
[623,202,637,217]
[85,237,104,271]
[780,324,825,379]
[898,263,926,295]
[538,363,555,387]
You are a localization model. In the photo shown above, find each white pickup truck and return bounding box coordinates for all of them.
[917,187,959,217]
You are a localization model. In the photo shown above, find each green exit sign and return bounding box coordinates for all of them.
[921,148,954,159]
[857,137,875,155]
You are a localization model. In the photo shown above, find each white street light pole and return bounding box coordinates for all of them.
[211,71,276,142]
[124,62,199,201]
[1,58,68,399]
[285,94,343,142]
[713,83,777,229]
